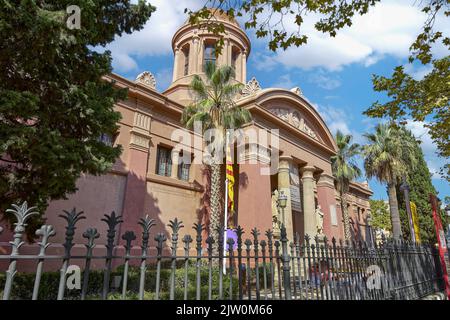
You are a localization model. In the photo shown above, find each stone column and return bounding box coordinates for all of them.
[219,38,228,67]
[227,39,232,66]
[241,50,247,83]
[316,173,340,240]
[237,149,272,235]
[172,47,180,82]
[278,156,294,242]
[301,166,316,239]
[197,39,204,72]
[191,37,199,74]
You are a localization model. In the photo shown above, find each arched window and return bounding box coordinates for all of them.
[204,42,216,70]
[182,46,190,76]
[231,48,239,74]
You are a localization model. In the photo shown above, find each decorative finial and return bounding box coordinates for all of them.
[135,71,156,89]
[290,87,303,96]
[241,77,261,96]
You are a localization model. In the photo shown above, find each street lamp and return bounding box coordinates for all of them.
[400,176,416,243]
[366,213,374,247]
[277,191,288,227]
[276,190,292,300]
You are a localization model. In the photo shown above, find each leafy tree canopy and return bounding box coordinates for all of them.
[187,1,382,52]
[394,128,446,243]
[0,0,155,238]
[369,199,391,232]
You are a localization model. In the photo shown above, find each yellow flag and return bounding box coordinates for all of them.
[410,201,420,243]
[226,142,235,228]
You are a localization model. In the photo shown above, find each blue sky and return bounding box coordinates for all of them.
[104,0,449,202]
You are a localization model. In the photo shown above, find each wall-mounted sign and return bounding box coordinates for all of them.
[330,205,337,226]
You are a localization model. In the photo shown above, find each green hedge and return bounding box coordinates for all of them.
[0,262,240,300]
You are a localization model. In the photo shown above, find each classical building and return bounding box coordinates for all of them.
[0,12,372,249]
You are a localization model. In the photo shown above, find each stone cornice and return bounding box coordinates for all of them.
[105,73,184,116]
[349,181,373,197]
[147,173,204,193]
[317,173,335,188]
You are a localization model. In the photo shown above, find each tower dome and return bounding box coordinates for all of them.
[163,10,251,105]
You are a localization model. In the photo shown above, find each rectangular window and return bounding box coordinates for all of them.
[231,51,238,74]
[156,146,172,177]
[99,133,114,146]
[204,43,216,70]
[177,151,191,181]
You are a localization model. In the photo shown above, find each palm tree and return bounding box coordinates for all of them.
[181,62,251,243]
[363,123,415,240]
[331,130,362,240]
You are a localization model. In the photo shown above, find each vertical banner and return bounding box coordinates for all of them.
[430,194,450,299]
[410,202,420,243]
[225,134,235,229]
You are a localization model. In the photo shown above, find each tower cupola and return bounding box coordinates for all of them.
[164,10,251,105]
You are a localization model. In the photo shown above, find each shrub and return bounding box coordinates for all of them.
[0,262,239,300]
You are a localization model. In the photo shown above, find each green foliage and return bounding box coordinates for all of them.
[181,62,251,242]
[0,1,155,239]
[393,128,444,243]
[365,57,450,179]
[0,263,240,300]
[331,130,362,195]
[369,199,391,232]
[186,2,381,52]
[363,124,414,185]
[331,130,362,239]
[363,124,416,239]
[181,62,251,135]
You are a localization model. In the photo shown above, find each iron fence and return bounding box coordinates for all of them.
[0,202,444,300]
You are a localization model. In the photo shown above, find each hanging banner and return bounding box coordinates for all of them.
[410,202,421,243]
[430,194,450,299]
[289,163,302,212]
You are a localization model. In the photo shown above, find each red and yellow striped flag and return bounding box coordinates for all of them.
[226,141,235,228]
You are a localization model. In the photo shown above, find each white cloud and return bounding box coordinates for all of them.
[105,0,203,72]
[271,74,296,89]
[308,72,341,90]
[251,1,449,71]
[112,53,138,73]
[404,64,433,80]
[252,52,278,71]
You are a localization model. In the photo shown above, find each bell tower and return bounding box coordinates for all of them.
[163,10,251,105]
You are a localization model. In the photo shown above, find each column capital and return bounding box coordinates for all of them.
[279,155,293,163]
[278,156,293,171]
[317,173,335,188]
[300,166,316,179]
[238,146,271,165]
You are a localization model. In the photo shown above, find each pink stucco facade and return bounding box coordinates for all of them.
[0,13,372,271]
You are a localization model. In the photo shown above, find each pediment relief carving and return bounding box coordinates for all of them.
[268,107,318,140]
